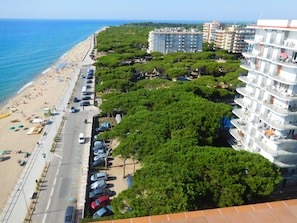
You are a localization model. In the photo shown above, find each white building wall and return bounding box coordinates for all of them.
[232,20,297,174]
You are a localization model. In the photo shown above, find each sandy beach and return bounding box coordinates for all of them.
[0,36,93,211]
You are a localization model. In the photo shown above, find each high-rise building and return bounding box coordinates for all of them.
[229,19,297,178]
[147,27,203,54]
[203,20,222,43]
[215,25,255,54]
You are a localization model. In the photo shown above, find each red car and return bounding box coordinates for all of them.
[91,195,110,210]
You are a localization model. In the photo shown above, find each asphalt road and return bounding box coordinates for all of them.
[31,66,98,223]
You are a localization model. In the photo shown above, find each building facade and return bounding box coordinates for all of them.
[147,27,203,54]
[229,20,297,178]
[214,25,255,54]
[203,20,222,43]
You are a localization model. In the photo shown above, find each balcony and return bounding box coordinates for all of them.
[227,138,244,151]
[264,71,297,85]
[255,137,297,158]
[262,101,297,116]
[236,87,253,97]
[230,118,248,130]
[234,98,250,108]
[260,114,297,130]
[229,128,247,147]
[266,86,297,101]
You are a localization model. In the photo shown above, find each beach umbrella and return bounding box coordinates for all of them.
[280,53,288,58]
[18,125,24,128]
[9,126,15,130]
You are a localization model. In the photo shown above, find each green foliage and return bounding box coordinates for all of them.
[111,146,282,218]
[91,23,282,220]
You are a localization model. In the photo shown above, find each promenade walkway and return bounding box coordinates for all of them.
[0,33,96,223]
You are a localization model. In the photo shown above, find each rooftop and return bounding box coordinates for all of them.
[93,199,297,223]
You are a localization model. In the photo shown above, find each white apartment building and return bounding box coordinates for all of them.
[230,20,297,177]
[147,27,203,54]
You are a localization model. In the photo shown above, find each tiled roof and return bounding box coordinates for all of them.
[92,199,297,223]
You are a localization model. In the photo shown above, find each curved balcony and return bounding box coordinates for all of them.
[266,86,297,101]
[262,100,297,116]
[230,117,248,131]
[234,98,250,108]
[260,114,297,130]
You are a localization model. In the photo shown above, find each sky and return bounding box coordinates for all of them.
[0,0,297,22]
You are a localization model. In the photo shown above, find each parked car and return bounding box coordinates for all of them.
[91,195,110,210]
[88,69,94,75]
[64,206,75,223]
[90,172,108,182]
[90,180,106,190]
[95,122,111,132]
[94,153,108,161]
[93,134,100,141]
[89,188,113,198]
[94,148,106,156]
[86,75,93,79]
[80,101,90,106]
[73,97,80,102]
[92,158,105,167]
[93,140,105,148]
[95,126,108,133]
[93,205,113,219]
[70,106,76,113]
[82,96,91,100]
[86,79,92,83]
[101,122,111,128]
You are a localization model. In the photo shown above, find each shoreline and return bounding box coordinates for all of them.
[0,32,95,212]
[0,35,90,113]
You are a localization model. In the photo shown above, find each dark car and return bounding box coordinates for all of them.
[89,188,113,198]
[86,79,92,83]
[70,106,76,113]
[93,205,113,219]
[80,101,90,106]
[91,195,110,210]
[73,97,80,102]
[95,126,108,133]
[87,75,93,79]
[64,206,75,223]
[95,122,111,133]
[82,96,91,100]
[92,158,105,167]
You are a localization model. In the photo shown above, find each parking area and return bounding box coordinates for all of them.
[84,119,141,219]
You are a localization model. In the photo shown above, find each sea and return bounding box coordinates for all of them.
[0,19,132,106]
[0,19,230,107]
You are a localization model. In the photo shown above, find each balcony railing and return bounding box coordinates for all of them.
[260,114,297,130]
[266,86,297,101]
[255,137,297,158]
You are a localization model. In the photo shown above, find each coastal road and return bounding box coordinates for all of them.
[31,65,98,223]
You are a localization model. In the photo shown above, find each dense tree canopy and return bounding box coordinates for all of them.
[111,146,281,219]
[84,23,283,221]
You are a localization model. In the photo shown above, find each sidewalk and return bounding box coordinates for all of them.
[0,33,96,223]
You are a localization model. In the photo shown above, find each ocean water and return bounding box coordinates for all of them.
[0,19,129,106]
[0,19,214,106]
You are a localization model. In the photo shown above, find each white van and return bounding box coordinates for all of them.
[78,133,85,144]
